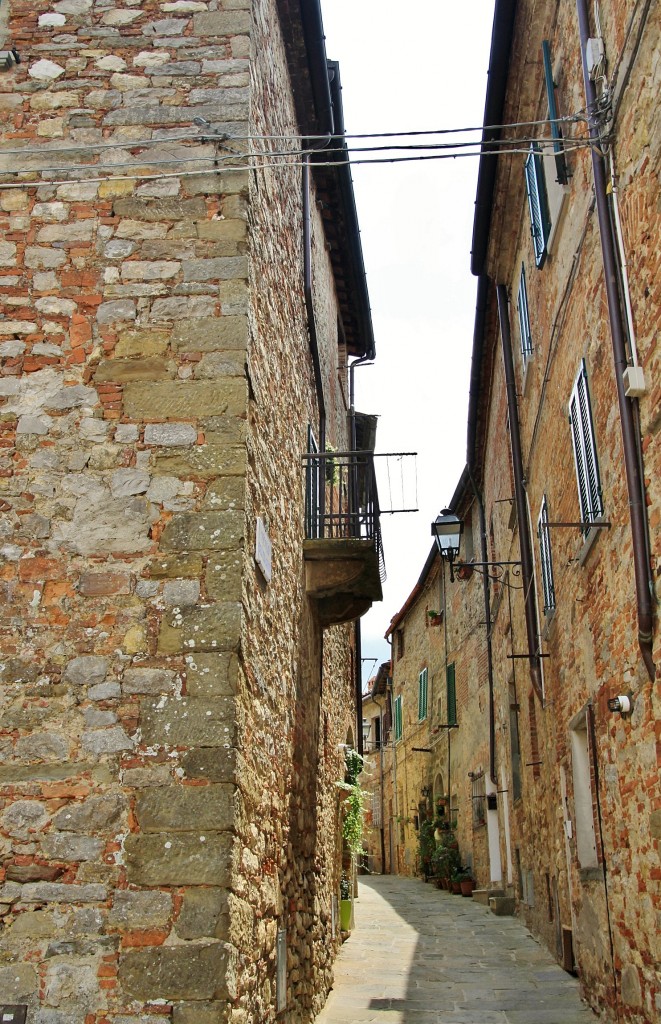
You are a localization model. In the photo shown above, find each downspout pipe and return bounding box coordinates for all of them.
[575,0,655,681]
[303,154,327,456]
[497,284,544,700]
[467,468,497,786]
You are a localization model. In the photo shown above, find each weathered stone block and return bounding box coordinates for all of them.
[52,793,126,833]
[172,1004,231,1024]
[108,890,173,929]
[163,578,200,608]
[193,11,251,35]
[19,882,108,903]
[181,257,248,282]
[41,834,104,862]
[0,762,109,784]
[123,381,247,421]
[0,964,37,1001]
[120,942,230,1001]
[206,551,242,601]
[136,785,234,833]
[181,747,237,784]
[160,511,244,551]
[15,731,69,762]
[94,357,174,382]
[82,726,134,755]
[184,652,238,697]
[139,696,236,746]
[175,887,229,940]
[123,667,177,695]
[148,553,204,579]
[124,832,232,886]
[63,655,109,687]
[152,445,247,479]
[113,198,206,222]
[171,316,248,352]
[116,327,171,357]
[144,423,197,447]
[158,603,241,654]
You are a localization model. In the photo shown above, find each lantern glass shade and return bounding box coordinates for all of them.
[431,509,463,560]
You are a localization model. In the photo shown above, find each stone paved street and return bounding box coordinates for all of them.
[315,876,600,1024]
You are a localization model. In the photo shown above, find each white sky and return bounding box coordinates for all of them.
[321,1,496,683]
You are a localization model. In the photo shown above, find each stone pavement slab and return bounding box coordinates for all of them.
[314,876,599,1024]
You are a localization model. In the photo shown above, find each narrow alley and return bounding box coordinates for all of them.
[315,877,599,1024]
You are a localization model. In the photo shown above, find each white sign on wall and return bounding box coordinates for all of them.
[255,517,272,583]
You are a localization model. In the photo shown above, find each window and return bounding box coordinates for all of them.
[517,263,533,359]
[537,494,556,614]
[569,360,603,532]
[394,695,403,742]
[395,628,405,661]
[471,772,486,828]
[372,715,381,751]
[542,40,568,186]
[509,682,522,801]
[417,668,428,721]
[446,663,457,727]
[305,426,320,539]
[570,710,599,869]
[524,144,551,268]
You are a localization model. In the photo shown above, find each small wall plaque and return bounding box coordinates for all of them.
[1,1008,28,1024]
[255,517,272,583]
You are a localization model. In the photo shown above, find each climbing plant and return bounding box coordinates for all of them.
[338,749,366,857]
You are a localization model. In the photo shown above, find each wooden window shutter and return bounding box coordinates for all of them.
[446,663,457,727]
[569,361,603,530]
[517,263,533,357]
[524,144,551,268]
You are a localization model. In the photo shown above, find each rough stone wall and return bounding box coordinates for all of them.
[475,0,661,1019]
[0,1,355,1022]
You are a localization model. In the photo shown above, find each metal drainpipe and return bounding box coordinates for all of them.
[302,153,327,461]
[575,0,655,681]
[497,284,544,700]
[468,468,496,786]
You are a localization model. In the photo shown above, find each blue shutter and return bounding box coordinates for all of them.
[569,361,603,531]
[537,494,556,613]
[446,664,457,727]
[524,145,551,268]
[517,264,533,358]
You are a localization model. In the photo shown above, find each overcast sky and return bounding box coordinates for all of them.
[321,1,496,683]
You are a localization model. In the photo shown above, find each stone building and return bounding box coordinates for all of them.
[380,0,659,1021]
[0,1,381,1021]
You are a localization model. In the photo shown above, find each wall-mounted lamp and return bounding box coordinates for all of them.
[431,508,462,582]
[607,694,632,716]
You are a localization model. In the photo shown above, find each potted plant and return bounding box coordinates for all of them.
[458,872,475,897]
[450,871,463,894]
[427,609,442,626]
[418,819,436,881]
[339,872,352,931]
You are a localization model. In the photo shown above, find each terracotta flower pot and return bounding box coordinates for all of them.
[460,878,475,897]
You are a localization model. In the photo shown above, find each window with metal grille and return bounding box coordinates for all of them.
[569,361,603,532]
[471,772,486,828]
[418,668,428,721]
[517,263,533,359]
[446,663,457,727]
[537,494,556,613]
[305,425,320,539]
[524,144,551,268]
[394,695,403,742]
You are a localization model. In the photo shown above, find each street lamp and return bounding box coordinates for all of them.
[431,509,463,582]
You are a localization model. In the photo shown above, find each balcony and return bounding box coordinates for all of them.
[302,450,385,626]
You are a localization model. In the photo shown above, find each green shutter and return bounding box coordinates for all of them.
[542,40,568,185]
[517,264,533,358]
[418,668,428,721]
[394,695,403,741]
[446,664,457,727]
[524,145,551,268]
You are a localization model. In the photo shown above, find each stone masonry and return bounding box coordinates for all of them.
[0,2,367,1022]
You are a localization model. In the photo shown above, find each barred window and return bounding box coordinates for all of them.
[471,772,486,828]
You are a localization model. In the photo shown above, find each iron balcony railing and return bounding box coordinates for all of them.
[302,449,386,582]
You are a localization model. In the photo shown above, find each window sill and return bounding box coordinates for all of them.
[577,516,607,566]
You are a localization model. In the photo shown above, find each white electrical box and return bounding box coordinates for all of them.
[623,365,647,398]
[586,37,605,79]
